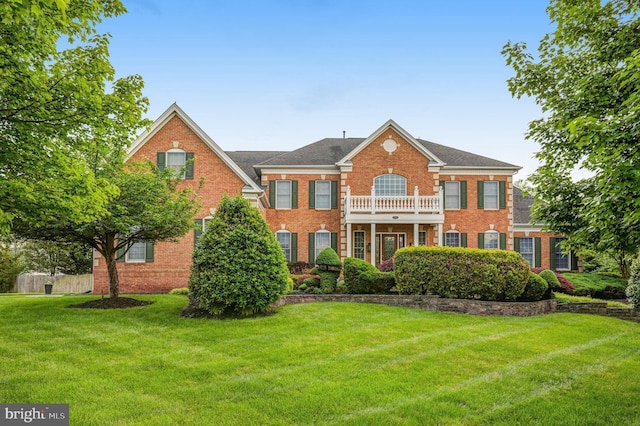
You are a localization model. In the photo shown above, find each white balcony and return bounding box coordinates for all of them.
[344,186,442,217]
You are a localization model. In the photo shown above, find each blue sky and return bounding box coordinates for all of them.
[100,0,553,179]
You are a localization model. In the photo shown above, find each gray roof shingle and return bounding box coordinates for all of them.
[225,151,287,184]
[513,186,534,224]
[253,137,519,169]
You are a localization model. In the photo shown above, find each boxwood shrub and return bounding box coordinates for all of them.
[518,271,548,301]
[394,246,529,301]
[343,257,395,294]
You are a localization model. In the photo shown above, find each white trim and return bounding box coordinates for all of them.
[256,166,340,174]
[439,168,520,175]
[336,119,446,167]
[128,103,263,194]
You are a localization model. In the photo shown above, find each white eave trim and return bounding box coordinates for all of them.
[439,166,521,175]
[336,119,446,167]
[254,165,340,175]
[127,103,263,194]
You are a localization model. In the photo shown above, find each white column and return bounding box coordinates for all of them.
[437,223,443,246]
[346,223,352,258]
[370,223,376,265]
[414,223,420,246]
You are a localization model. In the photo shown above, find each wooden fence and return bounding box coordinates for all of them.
[14,274,93,293]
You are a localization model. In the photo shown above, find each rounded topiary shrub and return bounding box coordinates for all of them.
[627,257,640,308]
[188,195,289,317]
[518,271,548,301]
[394,246,529,301]
[538,269,561,291]
[315,247,341,293]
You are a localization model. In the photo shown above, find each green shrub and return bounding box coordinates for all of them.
[302,276,320,292]
[538,269,561,290]
[518,272,548,301]
[627,258,640,308]
[394,246,529,301]
[343,257,395,294]
[169,287,189,296]
[0,245,25,293]
[315,247,341,267]
[188,195,289,317]
[335,280,347,294]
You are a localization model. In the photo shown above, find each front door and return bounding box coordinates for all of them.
[376,233,405,264]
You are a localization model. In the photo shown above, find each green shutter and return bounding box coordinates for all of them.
[331,181,338,209]
[331,232,338,252]
[549,237,557,270]
[499,181,506,209]
[460,181,467,209]
[291,233,298,263]
[156,152,166,171]
[194,219,203,247]
[535,237,542,267]
[461,233,468,248]
[309,181,315,209]
[477,181,484,209]
[269,181,276,208]
[514,237,521,253]
[500,233,507,250]
[116,245,125,262]
[571,252,578,271]
[292,180,298,209]
[308,233,315,264]
[185,152,194,179]
[478,233,484,249]
[145,242,154,262]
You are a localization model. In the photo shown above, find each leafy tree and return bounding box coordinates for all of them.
[189,195,289,317]
[503,0,640,277]
[14,161,201,298]
[0,0,149,233]
[0,240,25,293]
[22,240,92,277]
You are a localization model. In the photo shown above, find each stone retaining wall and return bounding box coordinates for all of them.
[557,302,639,322]
[277,294,557,317]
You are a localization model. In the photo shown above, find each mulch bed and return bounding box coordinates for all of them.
[69,297,153,309]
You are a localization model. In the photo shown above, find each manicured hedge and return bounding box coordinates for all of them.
[343,257,395,294]
[394,246,529,301]
[518,271,548,301]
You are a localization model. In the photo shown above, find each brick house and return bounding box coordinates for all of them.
[92,104,575,294]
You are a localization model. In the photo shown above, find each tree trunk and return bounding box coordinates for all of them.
[106,254,120,298]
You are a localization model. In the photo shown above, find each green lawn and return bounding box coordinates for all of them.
[1,295,639,425]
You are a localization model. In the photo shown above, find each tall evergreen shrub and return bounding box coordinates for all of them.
[189,195,289,316]
[627,257,640,308]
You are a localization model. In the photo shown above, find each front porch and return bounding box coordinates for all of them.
[343,186,445,265]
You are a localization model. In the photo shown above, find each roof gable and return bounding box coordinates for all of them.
[337,119,446,167]
[128,103,263,193]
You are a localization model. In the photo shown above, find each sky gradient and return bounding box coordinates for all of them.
[99,0,553,179]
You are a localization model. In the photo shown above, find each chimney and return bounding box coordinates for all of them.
[343,130,346,140]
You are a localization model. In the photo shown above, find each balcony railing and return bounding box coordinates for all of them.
[345,186,441,215]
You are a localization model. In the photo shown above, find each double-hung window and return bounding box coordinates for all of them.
[484,230,499,249]
[315,231,331,260]
[519,237,534,266]
[276,180,292,209]
[445,231,461,247]
[126,242,146,262]
[484,181,499,210]
[315,181,331,209]
[276,231,292,262]
[444,181,460,209]
[166,149,186,178]
[555,238,570,270]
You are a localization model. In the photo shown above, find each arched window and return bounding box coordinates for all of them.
[374,174,407,196]
[444,231,460,247]
[483,230,499,249]
[276,230,292,262]
[167,148,186,178]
